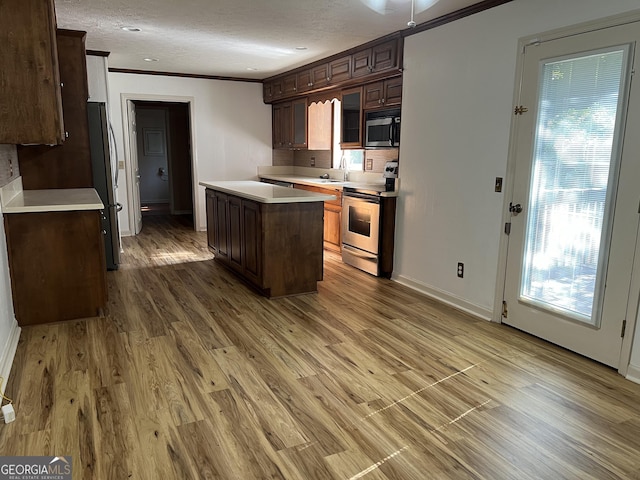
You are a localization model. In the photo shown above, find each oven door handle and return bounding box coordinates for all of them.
[344,192,381,203]
[342,244,377,259]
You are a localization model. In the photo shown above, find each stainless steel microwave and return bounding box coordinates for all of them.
[365,112,400,148]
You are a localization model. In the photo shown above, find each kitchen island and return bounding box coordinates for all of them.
[200,181,335,298]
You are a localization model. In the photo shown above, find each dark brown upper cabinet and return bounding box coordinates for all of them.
[363,76,403,109]
[272,99,307,150]
[262,34,402,104]
[18,30,93,190]
[341,87,363,149]
[0,0,65,145]
[328,56,352,84]
[352,40,398,78]
[297,63,331,94]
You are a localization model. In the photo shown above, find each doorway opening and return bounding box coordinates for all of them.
[132,100,194,230]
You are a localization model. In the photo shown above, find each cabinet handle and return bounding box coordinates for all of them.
[378,99,382,104]
[327,77,331,82]
[382,99,385,104]
[308,82,313,87]
[65,131,70,138]
[60,82,64,88]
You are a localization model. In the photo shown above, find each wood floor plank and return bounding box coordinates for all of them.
[1,214,639,480]
[211,346,309,450]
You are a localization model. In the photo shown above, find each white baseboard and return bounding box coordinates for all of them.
[625,363,640,384]
[392,274,493,321]
[0,320,20,395]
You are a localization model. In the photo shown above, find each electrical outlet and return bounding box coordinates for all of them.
[457,262,464,278]
[495,177,503,192]
[310,156,315,166]
[118,160,125,170]
[366,158,373,170]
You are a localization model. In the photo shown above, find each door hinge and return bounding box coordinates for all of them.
[514,106,529,115]
[504,222,511,235]
[502,300,508,318]
[621,319,627,338]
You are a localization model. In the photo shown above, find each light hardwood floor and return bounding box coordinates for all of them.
[2,214,640,479]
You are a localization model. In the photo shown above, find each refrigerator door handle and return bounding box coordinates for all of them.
[110,203,123,212]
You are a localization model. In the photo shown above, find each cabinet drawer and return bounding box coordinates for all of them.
[293,184,342,206]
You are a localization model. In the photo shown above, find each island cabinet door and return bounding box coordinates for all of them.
[228,195,243,271]
[206,189,229,260]
[241,199,262,284]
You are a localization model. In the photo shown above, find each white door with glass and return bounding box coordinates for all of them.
[504,21,640,368]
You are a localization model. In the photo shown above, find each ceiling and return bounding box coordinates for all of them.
[54,0,486,80]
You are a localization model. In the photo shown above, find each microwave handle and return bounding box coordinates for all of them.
[389,123,393,146]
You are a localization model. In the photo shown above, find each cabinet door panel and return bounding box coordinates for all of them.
[363,81,384,109]
[371,40,398,72]
[18,30,92,189]
[292,99,307,148]
[341,87,362,148]
[0,0,64,144]
[206,190,216,250]
[311,64,330,89]
[228,195,243,270]
[296,69,312,93]
[383,77,403,106]
[242,200,261,282]
[213,191,229,260]
[329,56,351,84]
[324,204,342,252]
[352,49,372,78]
[282,73,298,96]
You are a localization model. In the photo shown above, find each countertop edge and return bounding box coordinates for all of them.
[258,174,399,198]
[199,181,336,204]
[3,188,105,214]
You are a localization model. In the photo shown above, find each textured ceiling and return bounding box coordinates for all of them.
[54,0,484,80]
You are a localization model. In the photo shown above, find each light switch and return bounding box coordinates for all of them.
[118,161,125,170]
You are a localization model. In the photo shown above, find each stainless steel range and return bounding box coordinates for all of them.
[341,177,397,277]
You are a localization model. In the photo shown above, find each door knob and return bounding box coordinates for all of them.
[509,202,523,215]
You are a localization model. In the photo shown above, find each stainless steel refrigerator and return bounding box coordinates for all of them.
[87,102,121,270]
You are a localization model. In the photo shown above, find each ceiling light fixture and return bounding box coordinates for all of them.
[121,26,141,32]
[246,67,259,71]
[361,0,440,24]
[143,57,159,62]
[295,47,307,51]
[407,0,416,27]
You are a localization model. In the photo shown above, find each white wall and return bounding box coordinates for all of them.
[395,0,640,320]
[108,73,272,234]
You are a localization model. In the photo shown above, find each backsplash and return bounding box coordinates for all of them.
[273,147,399,174]
[294,150,331,169]
[0,145,19,187]
[364,149,399,173]
[272,149,294,167]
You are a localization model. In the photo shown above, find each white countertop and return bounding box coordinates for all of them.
[258,174,399,197]
[2,187,104,213]
[200,180,336,203]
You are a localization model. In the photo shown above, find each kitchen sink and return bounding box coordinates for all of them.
[311,178,345,184]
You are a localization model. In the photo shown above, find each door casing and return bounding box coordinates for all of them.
[120,93,199,234]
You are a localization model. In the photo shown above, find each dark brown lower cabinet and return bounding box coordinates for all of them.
[205,188,324,298]
[4,210,107,326]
